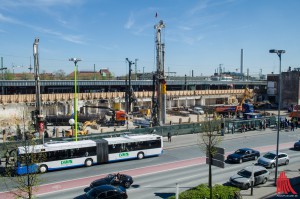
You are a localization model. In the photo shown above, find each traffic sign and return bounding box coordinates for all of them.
[206,157,225,168]
[206,146,225,168]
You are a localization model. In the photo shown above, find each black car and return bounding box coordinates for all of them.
[294,140,300,150]
[85,185,127,199]
[90,173,133,189]
[227,148,260,163]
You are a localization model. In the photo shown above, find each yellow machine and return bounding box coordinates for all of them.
[65,120,97,137]
[133,106,151,116]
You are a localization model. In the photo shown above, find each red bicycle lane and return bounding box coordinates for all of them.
[0,141,295,198]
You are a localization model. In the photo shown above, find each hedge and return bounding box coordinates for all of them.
[168,184,241,199]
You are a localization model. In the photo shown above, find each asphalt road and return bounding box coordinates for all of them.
[28,130,300,199]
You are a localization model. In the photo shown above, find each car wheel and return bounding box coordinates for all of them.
[270,163,275,169]
[239,158,243,164]
[244,183,250,190]
[39,165,48,173]
[262,178,268,184]
[285,160,289,165]
[85,159,93,167]
[124,181,131,188]
[137,152,144,160]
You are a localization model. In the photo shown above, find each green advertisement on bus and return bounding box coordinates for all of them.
[61,159,72,165]
[119,152,129,157]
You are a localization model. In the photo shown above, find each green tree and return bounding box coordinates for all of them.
[198,108,223,199]
[54,69,66,80]
[3,139,46,199]
[4,70,13,80]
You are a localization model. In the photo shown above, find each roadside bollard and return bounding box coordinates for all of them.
[179,118,182,124]
[176,183,179,199]
[188,117,191,123]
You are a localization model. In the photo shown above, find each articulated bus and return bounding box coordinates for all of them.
[15,134,163,175]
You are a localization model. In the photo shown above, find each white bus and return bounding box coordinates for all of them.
[15,134,163,175]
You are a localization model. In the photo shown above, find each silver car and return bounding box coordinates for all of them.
[230,165,270,190]
[257,151,289,168]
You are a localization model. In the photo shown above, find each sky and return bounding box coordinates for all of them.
[0,0,300,77]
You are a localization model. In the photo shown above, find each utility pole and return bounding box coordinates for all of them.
[185,74,187,90]
[33,37,44,141]
[28,56,33,73]
[135,59,138,80]
[94,64,96,80]
[1,57,7,95]
[126,58,134,113]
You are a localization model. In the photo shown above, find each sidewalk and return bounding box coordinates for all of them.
[163,128,300,199]
[163,127,277,149]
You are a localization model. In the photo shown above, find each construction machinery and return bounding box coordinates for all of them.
[65,120,98,137]
[45,114,106,126]
[132,106,151,117]
[83,106,127,126]
[214,87,254,117]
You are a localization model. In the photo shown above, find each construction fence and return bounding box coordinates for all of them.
[0,116,277,156]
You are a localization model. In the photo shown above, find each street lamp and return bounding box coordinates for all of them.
[69,58,81,141]
[269,49,285,185]
[12,65,24,79]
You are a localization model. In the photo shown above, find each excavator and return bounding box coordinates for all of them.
[83,106,127,126]
[65,120,98,137]
[214,87,254,117]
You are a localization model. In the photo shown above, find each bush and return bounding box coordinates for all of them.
[168,184,241,199]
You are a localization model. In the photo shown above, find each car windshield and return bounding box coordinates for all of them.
[237,169,252,178]
[235,149,246,155]
[263,152,276,160]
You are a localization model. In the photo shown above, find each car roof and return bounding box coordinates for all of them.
[266,151,286,155]
[91,185,120,192]
[244,165,267,172]
[239,148,253,151]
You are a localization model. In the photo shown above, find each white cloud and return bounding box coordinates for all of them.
[124,12,135,29]
[0,0,83,8]
[0,13,18,23]
[0,13,85,44]
[178,26,192,31]
[188,0,209,16]
[37,27,85,44]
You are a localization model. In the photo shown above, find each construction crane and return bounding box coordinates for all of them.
[151,20,166,126]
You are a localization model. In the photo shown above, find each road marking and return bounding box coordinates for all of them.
[0,141,295,198]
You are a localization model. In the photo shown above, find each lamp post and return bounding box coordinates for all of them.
[269,49,285,185]
[69,58,81,141]
[12,65,24,79]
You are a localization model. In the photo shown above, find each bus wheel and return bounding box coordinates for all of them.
[39,165,48,173]
[137,152,144,160]
[85,159,93,167]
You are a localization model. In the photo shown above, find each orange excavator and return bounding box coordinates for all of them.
[214,87,253,116]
